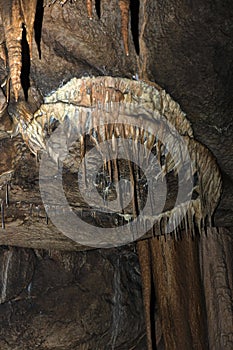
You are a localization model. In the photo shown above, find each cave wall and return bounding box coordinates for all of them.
[0,245,147,349]
[0,0,232,349]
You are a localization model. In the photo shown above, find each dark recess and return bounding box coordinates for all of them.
[95,0,101,19]
[130,0,140,55]
[21,25,30,100]
[34,0,44,59]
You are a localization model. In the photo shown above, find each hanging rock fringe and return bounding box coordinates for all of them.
[10,76,222,238]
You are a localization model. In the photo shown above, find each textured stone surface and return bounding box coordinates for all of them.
[139,0,233,223]
[0,246,146,349]
[199,228,233,350]
[0,1,232,349]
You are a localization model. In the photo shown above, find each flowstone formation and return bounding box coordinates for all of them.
[7,76,222,246]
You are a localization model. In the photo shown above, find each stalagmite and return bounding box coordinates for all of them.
[137,239,153,350]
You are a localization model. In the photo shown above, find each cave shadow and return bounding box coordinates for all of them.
[34,0,44,60]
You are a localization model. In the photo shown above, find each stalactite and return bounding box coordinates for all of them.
[20,0,38,59]
[0,0,37,101]
[1,68,223,345]
[5,182,9,206]
[12,76,221,235]
[1,199,5,229]
[0,0,23,101]
[118,0,130,56]
[0,41,7,68]
[86,0,93,19]
[104,123,112,181]
[44,0,131,55]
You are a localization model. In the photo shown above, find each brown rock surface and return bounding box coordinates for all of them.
[0,0,232,349]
